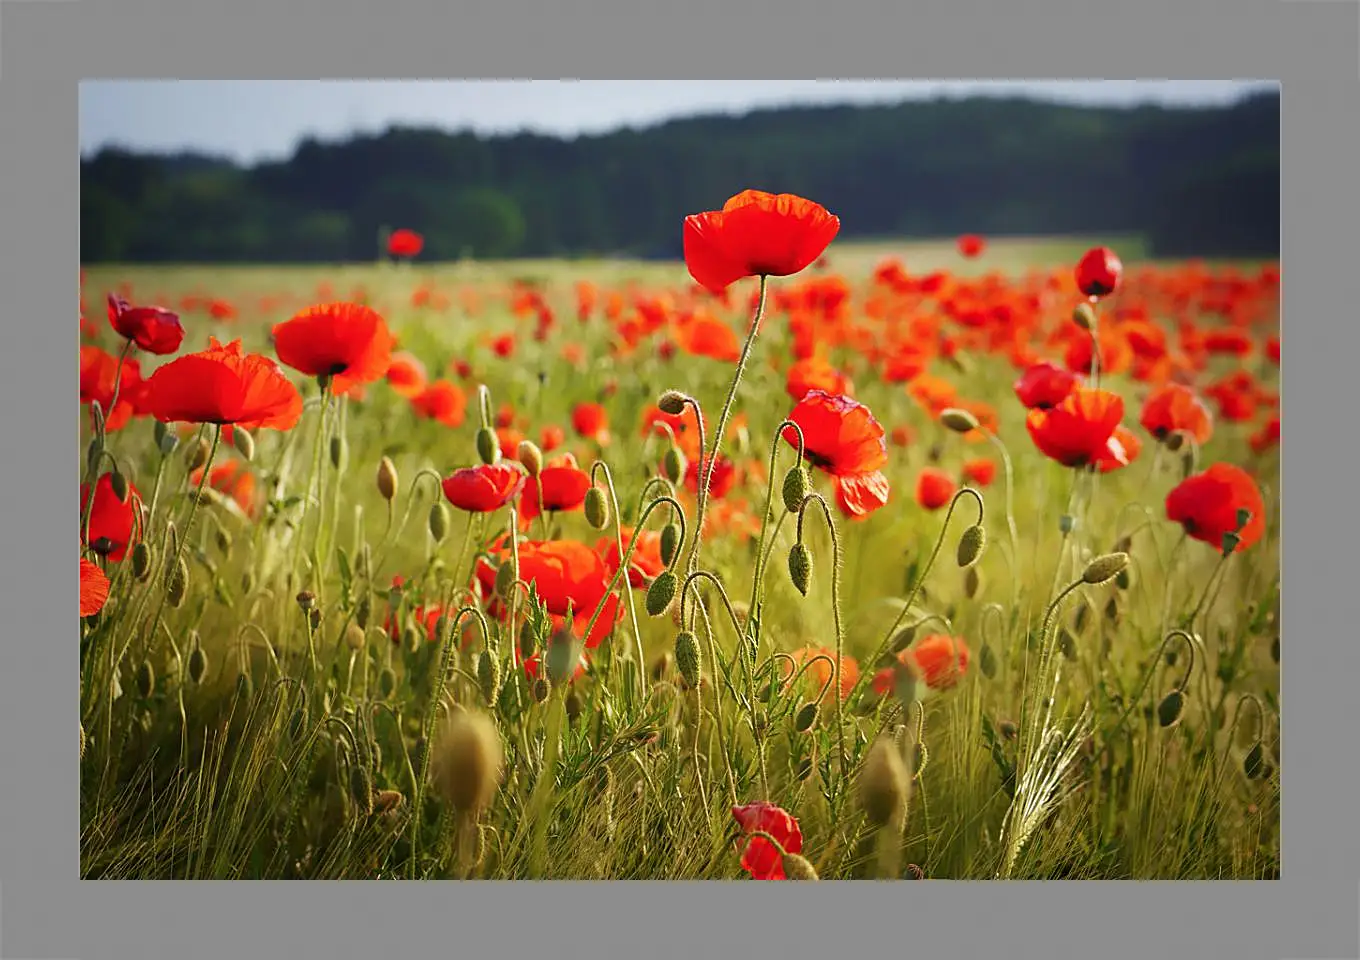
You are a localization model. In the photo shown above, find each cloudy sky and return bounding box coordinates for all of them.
[80,79,1277,164]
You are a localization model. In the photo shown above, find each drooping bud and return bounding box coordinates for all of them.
[584,486,609,530]
[657,390,690,416]
[939,407,980,434]
[428,501,450,543]
[475,427,500,465]
[979,642,998,679]
[531,677,551,704]
[661,447,685,485]
[891,625,918,653]
[135,660,155,699]
[329,435,347,470]
[494,560,516,599]
[232,426,255,462]
[659,522,681,567]
[782,853,820,880]
[376,456,398,502]
[794,702,819,733]
[379,667,397,698]
[674,630,701,690]
[859,736,911,828]
[788,543,812,596]
[1157,689,1185,728]
[429,711,504,814]
[545,627,582,688]
[477,649,501,705]
[109,470,131,504]
[646,570,678,617]
[782,467,810,514]
[1081,552,1128,585]
[131,542,152,581]
[188,644,208,684]
[957,524,986,567]
[1072,302,1097,331]
[166,557,189,607]
[186,436,211,472]
[516,440,543,478]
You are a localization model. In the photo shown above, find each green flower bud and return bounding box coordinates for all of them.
[188,645,209,684]
[674,630,701,690]
[428,501,450,543]
[1081,552,1129,585]
[788,543,812,596]
[131,542,152,581]
[661,447,685,485]
[782,467,810,514]
[939,407,980,434]
[1158,689,1185,728]
[584,486,609,530]
[646,570,678,617]
[232,426,255,462]
[657,390,690,416]
[475,427,500,465]
[957,524,986,567]
[376,456,398,502]
[794,702,819,733]
[659,522,681,567]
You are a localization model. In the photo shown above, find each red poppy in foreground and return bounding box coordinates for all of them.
[1096,425,1142,473]
[597,528,666,588]
[81,473,140,562]
[520,456,592,525]
[1014,361,1080,410]
[1075,246,1123,299]
[80,557,110,617]
[140,338,303,431]
[1140,383,1214,446]
[731,802,803,880]
[1165,463,1266,553]
[475,540,621,646]
[107,293,184,355]
[80,345,143,432]
[683,190,840,294]
[783,390,891,518]
[1026,388,1126,468]
[873,634,971,694]
[272,302,394,393]
[442,463,527,513]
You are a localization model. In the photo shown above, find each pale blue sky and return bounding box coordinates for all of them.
[79,79,1278,164]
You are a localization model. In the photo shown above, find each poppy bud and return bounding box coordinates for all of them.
[494,561,516,599]
[355,593,371,630]
[186,437,211,472]
[782,467,810,514]
[1244,742,1265,780]
[657,390,690,416]
[135,660,155,699]
[659,522,681,567]
[661,447,685,485]
[939,408,980,434]
[531,677,551,703]
[566,689,584,727]
[344,622,365,651]
[794,702,819,733]
[166,557,189,608]
[1165,431,1186,452]
[1072,302,1097,331]
[475,427,500,465]
[957,524,986,567]
[545,628,581,687]
[646,570,678,616]
[109,470,131,504]
[519,618,538,661]
[232,427,255,462]
[782,853,820,880]
[376,456,398,502]
[891,625,917,653]
[296,591,316,611]
[329,435,347,470]
[859,736,911,828]
[428,501,450,543]
[1081,552,1128,585]
[788,543,812,596]
[516,440,543,478]
[675,630,701,690]
[188,646,208,684]
[964,566,982,600]
[584,486,609,530]
[154,420,178,456]
[350,764,374,818]
[379,667,397,698]
[477,649,501,705]
[310,608,323,631]
[1157,689,1185,728]
[980,642,998,679]
[131,542,152,581]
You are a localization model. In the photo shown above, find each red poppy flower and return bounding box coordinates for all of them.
[518,644,592,683]
[731,801,803,880]
[385,351,428,398]
[388,228,424,259]
[80,557,110,617]
[1250,415,1280,454]
[81,473,140,562]
[683,190,840,294]
[79,345,144,432]
[272,303,394,393]
[476,539,616,632]
[962,458,996,487]
[785,356,852,401]
[1095,425,1141,473]
[410,380,468,428]
[596,528,666,588]
[1140,383,1214,445]
[190,459,261,518]
[915,467,957,510]
[540,424,566,452]
[1165,463,1266,553]
[957,234,986,259]
[685,454,738,500]
[140,338,303,431]
[783,646,860,703]
[442,463,527,513]
[1025,388,1126,468]
[571,402,611,444]
[675,311,742,362]
[872,634,970,693]
[1014,361,1081,410]
[833,471,891,520]
[1075,246,1123,299]
[520,457,592,524]
[106,293,184,355]
[783,390,887,477]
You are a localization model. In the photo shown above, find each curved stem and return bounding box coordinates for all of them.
[1111,629,1195,732]
[795,493,850,781]
[748,420,806,620]
[590,460,648,694]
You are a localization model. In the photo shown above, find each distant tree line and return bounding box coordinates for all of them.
[80,92,1280,264]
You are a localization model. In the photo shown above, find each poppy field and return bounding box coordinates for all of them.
[79,193,1280,880]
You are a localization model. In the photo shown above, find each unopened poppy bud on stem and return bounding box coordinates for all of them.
[232,427,255,462]
[131,542,152,581]
[794,702,819,733]
[376,456,398,502]
[675,630,702,689]
[428,501,450,542]
[1073,302,1097,331]
[660,522,681,566]
[584,486,609,530]
[109,470,130,504]
[186,437,210,472]
[939,408,980,434]
[646,570,678,616]
[329,435,347,470]
[475,427,500,465]
[661,447,685,485]
[545,627,582,687]
[166,558,189,607]
[1081,552,1129,585]
[657,390,691,416]
[788,542,812,596]
[1158,689,1186,728]
[516,440,543,478]
[859,736,911,829]
[188,645,209,684]
[782,466,810,514]
[957,524,986,567]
